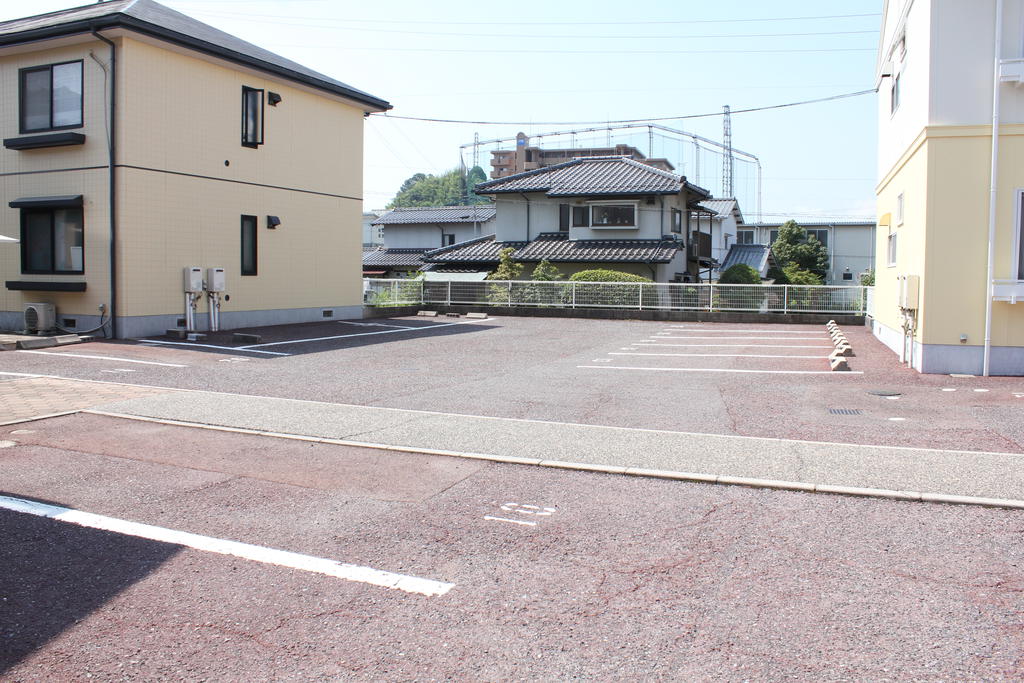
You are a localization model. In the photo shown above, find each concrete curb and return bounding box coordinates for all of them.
[0,410,81,427]
[80,410,1024,511]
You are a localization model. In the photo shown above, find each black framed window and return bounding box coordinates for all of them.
[559,204,570,231]
[591,204,636,227]
[807,228,829,248]
[241,215,257,275]
[20,61,83,133]
[737,230,754,244]
[443,233,455,246]
[891,72,900,115]
[242,86,264,148]
[769,230,779,245]
[671,208,683,234]
[21,207,83,274]
[571,206,589,227]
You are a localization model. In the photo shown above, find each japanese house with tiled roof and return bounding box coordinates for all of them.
[0,0,389,337]
[423,156,712,282]
[363,205,495,277]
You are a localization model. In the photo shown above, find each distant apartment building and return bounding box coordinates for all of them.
[489,132,675,179]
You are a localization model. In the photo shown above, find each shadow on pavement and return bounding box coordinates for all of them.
[126,317,497,358]
[0,501,180,673]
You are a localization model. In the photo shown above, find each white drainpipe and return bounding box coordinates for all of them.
[984,0,1004,376]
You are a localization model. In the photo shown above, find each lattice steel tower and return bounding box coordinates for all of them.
[722,105,734,198]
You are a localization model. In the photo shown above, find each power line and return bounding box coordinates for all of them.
[295,45,875,55]
[371,89,875,126]
[183,8,882,27]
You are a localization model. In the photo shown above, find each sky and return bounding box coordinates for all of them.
[0,0,882,222]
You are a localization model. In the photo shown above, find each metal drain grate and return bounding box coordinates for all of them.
[829,408,863,415]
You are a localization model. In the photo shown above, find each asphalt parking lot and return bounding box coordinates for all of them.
[2,314,1024,679]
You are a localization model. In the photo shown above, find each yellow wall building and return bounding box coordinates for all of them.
[0,0,389,338]
[875,0,1024,375]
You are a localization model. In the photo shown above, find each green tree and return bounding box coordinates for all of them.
[860,269,875,286]
[568,269,651,283]
[781,264,823,285]
[717,263,761,284]
[388,167,491,208]
[771,220,829,279]
[531,259,562,281]
[488,247,524,280]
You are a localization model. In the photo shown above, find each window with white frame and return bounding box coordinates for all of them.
[896,192,904,225]
[590,202,637,228]
[887,227,897,267]
[1017,190,1024,280]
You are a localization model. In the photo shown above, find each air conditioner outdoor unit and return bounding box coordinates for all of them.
[23,303,56,333]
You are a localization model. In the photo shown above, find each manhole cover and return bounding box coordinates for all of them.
[867,389,902,397]
[829,408,863,415]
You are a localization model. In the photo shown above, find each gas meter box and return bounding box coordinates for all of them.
[183,267,203,293]
[207,267,226,293]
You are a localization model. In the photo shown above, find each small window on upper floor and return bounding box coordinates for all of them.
[807,228,829,248]
[890,72,901,115]
[242,86,264,148]
[20,61,83,133]
[737,229,754,245]
[671,208,683,234]
[443,233,455,246]
[896,192,904,225]
[559,204,570,232]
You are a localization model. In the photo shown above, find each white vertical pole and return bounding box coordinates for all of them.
[708,283,714,312]
[984,0,1004,377]
[572,281,576,308]
[507,280,512,306]
[783,286,789,314]
[447,280,452,306]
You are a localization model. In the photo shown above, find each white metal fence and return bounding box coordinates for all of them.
[364,279,872,315]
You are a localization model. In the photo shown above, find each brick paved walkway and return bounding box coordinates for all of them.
[0,377,175,425]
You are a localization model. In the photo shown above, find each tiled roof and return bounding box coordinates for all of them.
[512,233,681,263]
[362,248,430,269]
[423,234,527,263]
[0,0,389,111]
[425,233,682,265]
[475,156,709,198]
[372,205,496,225]
[697,199,744,224]
[719,244,777,277]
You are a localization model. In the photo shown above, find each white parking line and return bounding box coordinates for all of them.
[339,321,418,329]
[240,318,490,349]
[579,365,862,375]
[484,515,537,527]
[650,336,830,341]
[137,339,290,356]
[667,327,825,334]
[0,494,453,597]
[16,350,188,367]
[610,352,829,359]
[635,342,832,349]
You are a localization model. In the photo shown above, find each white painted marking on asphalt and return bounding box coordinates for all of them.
[137,339,290,356]
[16,350,188,367]
[0,441,15,448]
[885,396,900,400]
[941,388,957,392]
[217,357,252,363]
[501,503,556,516]
[651,336,831,341]
[241,318,490,349]
[888,417,907,421]
[101,369,136,374]
[578,365,863,375]
[339,321,418,329]
[635,342,832,349]
[592,358,612,362]
[974,389,990,393]
[610,352,829,359]
[667,327,825,334]
[484,515,537,527]
[0,494,453,597]
[10,430,35,435]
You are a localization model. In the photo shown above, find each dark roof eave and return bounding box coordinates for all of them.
[479,188,683,197]
[0,14,391,112]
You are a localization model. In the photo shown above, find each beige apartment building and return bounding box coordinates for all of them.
[0,0,389,338]
[489,132,675,179]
